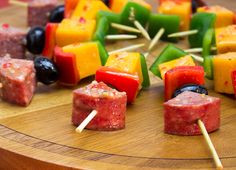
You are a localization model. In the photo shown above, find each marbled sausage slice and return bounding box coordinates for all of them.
[164,91,221,136]
[72,81,127,131]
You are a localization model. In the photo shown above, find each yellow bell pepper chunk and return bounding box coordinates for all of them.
[213,52,236,94]
[158,55,195,79]
[197,6,234,28]
[56,19,96,47]
[62,42,101,79]
[71,0,110,20]
[158,0,191,31]
[110,0,151,13]
[216,25,236,54]
[105,52,143,85]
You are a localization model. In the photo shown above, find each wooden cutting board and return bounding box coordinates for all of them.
[0,0,236,169]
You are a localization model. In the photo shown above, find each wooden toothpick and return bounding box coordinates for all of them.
[190,54,204,63]
[108,43,145,55]
[129,7,150,40]
[106,34,138,40]
[184,47,217,53]
[111,23,141,33]
[198,120,223,170]
[9,0,28,7]
[133,20,151,40]
[168,30,198,38]
[76,110,98,133]
[148,28,165,51]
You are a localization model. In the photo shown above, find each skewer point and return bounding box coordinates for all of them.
[76,110,98,133]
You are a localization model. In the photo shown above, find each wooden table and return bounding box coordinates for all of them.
[0,0,236,169]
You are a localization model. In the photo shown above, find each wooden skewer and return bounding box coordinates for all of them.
[148,28,165,51]
[9,0,28,7]
[184,47,217,53]
[133,20,151,40]
[198,120,223,170]
[129,7,150,40]
[111,23,141,33]
[168,30,198,38]
[76,110,98,133]
[0,83,2,88]
[190,54,204,63]
[108,43,145,55]
[143,52,149,58]
[106,34,138,40]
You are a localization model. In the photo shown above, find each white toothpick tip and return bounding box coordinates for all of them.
[111,23,141,33]
[168,30,198,38]
[184,47,217,53]
[143,52,149,58]
[198,120,223,170]
[190,54,204,63]
[9,0,28,7]
[105,34,138,40]
[108,43,145,55]
[134,20,151,40]
[76,110,98,133]
[148,28,165,51]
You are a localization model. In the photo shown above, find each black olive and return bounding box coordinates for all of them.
[34,56,59,85]
[26,27,45,54]
[49,5,65,23]
[192,0,207,13]
[173,84,208,98]
[102,0,110,7]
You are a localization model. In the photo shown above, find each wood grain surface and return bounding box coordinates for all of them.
[0,0,236,170]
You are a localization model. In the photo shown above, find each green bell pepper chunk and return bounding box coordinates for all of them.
[93,17,109,45]
[97,10,121,34]
[188,12,216,48]
[140,54,150,88]
[148,14,180,42]
[96,41,108,66]
[203,55,213,80]
[202,28,215,58]
[149,44,187,78]
[120,2,150,27]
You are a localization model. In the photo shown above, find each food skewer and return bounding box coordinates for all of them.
[129,7,151,40]
[184,47,217,53]
[190,53,204,63]
[108,43,145,55]
[9,0,27,7]
[168,30,198,38]
[105,34,138,40]
[111,23,141,33]
[76,110,98,133]
[148,28,165,51]
[198,119,223,170]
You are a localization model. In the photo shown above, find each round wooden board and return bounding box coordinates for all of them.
[0,0,236,170]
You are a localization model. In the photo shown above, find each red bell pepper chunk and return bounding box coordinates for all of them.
[96,66,140,103]
[231,70,236,98]
[164,66,205,101]
[42,23,58,59]
[64,0,80,18]
[54,46,80,86]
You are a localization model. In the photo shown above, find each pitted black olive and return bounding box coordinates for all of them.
[192,0,207,13]
[102,0,110,7]
[26,27,45,54]
[49,5,65,23]
[34,56,59,85]
[173,84,208,98]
